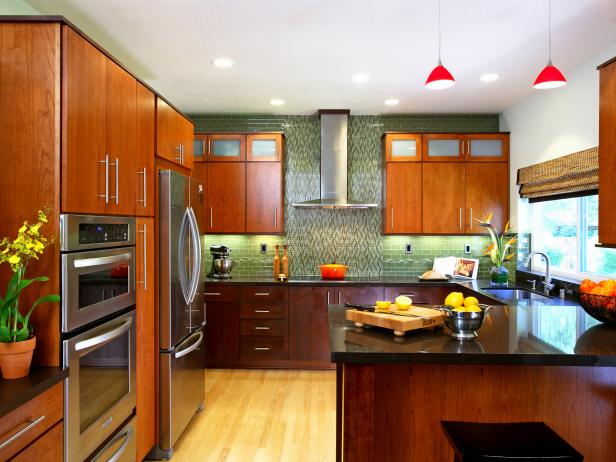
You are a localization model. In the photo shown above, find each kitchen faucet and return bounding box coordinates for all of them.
[524,251,556,295]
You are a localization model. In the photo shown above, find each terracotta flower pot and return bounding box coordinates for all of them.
[0,336,36,379]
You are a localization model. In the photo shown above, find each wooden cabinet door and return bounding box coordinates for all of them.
[62,26,107,214]
[206,162,246,233]
[289,287,333,363]
[384,134,422,162]
[422,134,464,162]
[135,218,155,462]
[246,162,283,233]
[246,133,283,161]
[422,163,466,233]
[10,421,63,462]
[156,97,179,163]
[384,163,422,234]
[193,134,208,162]
[465,163,509,234]
[178,114,194,170]
[106,59,136,216]
[135,83,155,217]
[337,286,384,305]
[599,62,616,245]
[207,134,246,161]
[190,164,207,232]
[465,133,510,162]
[204,302,240,365]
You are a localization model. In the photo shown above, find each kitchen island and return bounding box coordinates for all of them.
[329,301,616,462]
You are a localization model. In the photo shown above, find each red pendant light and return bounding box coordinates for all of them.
[425,0,455,90]
[534,0,567,89]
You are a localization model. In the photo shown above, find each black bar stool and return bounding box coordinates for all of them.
[441,421,583,462]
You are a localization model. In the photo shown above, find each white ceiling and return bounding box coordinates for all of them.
[25,0,616,115]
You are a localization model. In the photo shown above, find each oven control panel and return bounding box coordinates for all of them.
[79,223,129,245]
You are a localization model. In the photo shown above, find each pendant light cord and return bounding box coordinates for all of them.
[548,0,552,65]
[438,0,442,65]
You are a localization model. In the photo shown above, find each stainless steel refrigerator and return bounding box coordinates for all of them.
[152,169,205,460]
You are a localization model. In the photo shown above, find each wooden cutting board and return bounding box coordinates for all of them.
[346,306,444,336]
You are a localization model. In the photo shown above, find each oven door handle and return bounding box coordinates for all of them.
[175,330,203,359]
[187,207,202,304]
[92,426,133,462]
[75,318,133,351]
[177,208,191,305]
[73,253,130,268]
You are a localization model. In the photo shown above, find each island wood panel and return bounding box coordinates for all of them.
[384,163,422,234]
[465,162,509,234]
[341,364,616,462]
[599,61,616,245]
[135,83,155,217]
[0,22,61,366]
[336,286,384,306]
[246,162,283,233]
[206,162,246,233]
[422,163,466,234]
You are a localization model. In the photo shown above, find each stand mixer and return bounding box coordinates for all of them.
[207,245,234,279]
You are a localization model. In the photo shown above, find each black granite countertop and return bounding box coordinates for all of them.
[0,367,68,417]
[328,299,616,366]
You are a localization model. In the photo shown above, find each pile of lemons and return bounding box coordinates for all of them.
[444,292,481,312]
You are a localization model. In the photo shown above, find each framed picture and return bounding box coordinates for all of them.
[453,258,479,279]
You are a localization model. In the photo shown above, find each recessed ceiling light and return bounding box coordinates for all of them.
[384,99,400,106]
[212,58,234,68]
[479,73,499,82]
[351,73,371,83]
[270,99,285,106]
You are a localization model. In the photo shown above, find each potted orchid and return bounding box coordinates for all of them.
[477,213,517,287]
[0,210,59,379]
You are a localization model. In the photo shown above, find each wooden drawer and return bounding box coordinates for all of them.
[240,319,286,337]
[0,383,63,461]
[240,337,287,360]
[241,285,287,302]
[240,302,286,320]
[9,420,62,462]
[203,285,240,302]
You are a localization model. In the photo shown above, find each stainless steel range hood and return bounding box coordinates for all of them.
[291,110,378,209]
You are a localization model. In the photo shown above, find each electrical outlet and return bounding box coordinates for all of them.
[260,243,267,254]
[464,243,472,254]
[405,243,413,254]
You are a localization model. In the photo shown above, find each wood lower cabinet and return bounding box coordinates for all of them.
[246,162,283,233]
[422,163,466,234]
[135,217,155,461]
[465,162,509,234]
[9,421,63,462]
[289,286,333,364]
[384,162,422,234]
[135,83,155,217]
[599,59,616,245]
[204,293,240,366]
[206,162,246,233]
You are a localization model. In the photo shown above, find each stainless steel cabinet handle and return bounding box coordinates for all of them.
[73,253,130,268]
[75,318,132,351]
[175,331,203,359]
[459,208,463,230]
[255,326,270,330]
[327,291,330,304]
[204,292,221,296]
[254,347,270,351]
[255,309,270,313]
[391,208,394,231]
[137,224,147,290]
[208,140,211,156]
[274,207,277,229]
[204,302,207,325]
[98,155,109,203]
[0,415,46,450]
[338,292,341,304]
[467,140,471,155]
[108,158,119,205]
[92,426,132,462]
[469,208,473,229]
[137,167,147,208]
[174,145,182,163]
[210,207,213,229]
[254,292,270,296]
[461,140,465,155]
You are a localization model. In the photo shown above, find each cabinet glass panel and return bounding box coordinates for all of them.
[212,139,241,157]
[251,139,277,158]
[470,139,503,157]
[193,139,205,159]
[427,139,460,157]
[391,139,417,158]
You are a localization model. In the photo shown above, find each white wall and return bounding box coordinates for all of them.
[501,42,616,231]
[0,0,39,14]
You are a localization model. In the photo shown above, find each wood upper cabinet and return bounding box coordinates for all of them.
[156,98,194,168]
[246,133,283,161]
[178,114,194,170]
[289,287,333,363]
[465,133,510,161]
[599,60,616,245]
[206,162,246,232]
[465,163,509,234]
[135,83,155,217]
[62,26,107,214]
[422,134,464,161]
[193,134,208,162]
[190,164,207,232]
[246,162,283,233]
[384,163,422,234]
[135,217,155,462]
[422,163,466,233]
[207,134,246,161]
[384,134,422,162]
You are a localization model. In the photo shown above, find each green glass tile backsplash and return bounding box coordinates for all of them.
[193,113,512,279]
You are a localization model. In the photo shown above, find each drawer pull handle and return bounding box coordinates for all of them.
[204,292,221,296]
[254,347,270,351]
[254,293,270,296]
[255,310,270,313]
[255,326,270,330]
[0,415,46,450]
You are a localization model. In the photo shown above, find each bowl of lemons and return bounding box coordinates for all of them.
[436,292,492,340]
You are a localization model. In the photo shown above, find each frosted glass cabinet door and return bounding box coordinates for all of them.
[465,134,509,161]
[422,135,463,161]
[247,133,283,161]
[193,134,207,161]
[206,134,246,161]
[384,134,422,162]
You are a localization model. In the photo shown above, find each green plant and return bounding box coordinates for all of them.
[0,210,59,342]
[477,213,517,267]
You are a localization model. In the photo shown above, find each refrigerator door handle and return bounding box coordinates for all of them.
[175,330,203,359]
[177,208,191,305]
[187,207,202,304]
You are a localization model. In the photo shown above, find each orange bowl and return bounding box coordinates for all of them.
[318,264,349,280]
[579,292,616,324]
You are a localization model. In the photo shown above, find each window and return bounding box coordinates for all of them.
[531,195,616,279]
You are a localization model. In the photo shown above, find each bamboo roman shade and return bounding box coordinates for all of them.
[517,146,599,201]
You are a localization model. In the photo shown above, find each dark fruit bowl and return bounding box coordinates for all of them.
[578,292,616,324]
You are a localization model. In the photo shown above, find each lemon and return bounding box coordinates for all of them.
[444,292,464,308]
[452,307,467,312]
[466,305,482,312]
[395,295,412,311]
[375,301,391,311]
[464,296,479,307]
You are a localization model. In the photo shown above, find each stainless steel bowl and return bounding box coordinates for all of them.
[213,257,234,278]
[436,304,493,340]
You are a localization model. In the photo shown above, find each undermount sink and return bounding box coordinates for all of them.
[481,288,552,301]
